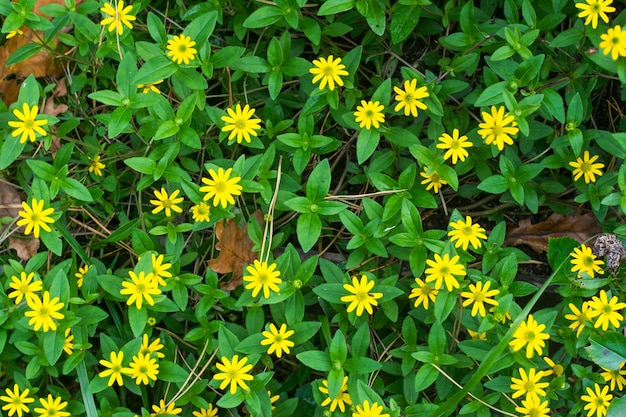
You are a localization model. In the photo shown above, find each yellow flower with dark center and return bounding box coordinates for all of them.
[261,323,295,358]
[420,167,447,193]
[601,362,626,391]
[340,274,383,316]
[460,280,499,317]
[150,253,172,287]
[221,103,262,143]
[0,384,34,417]
[139,334,165,359]
[243,260,282,298]
[138,79,164,94]
[514,396,550,417]
[408,277,438,310]
[393,78,429,117]
[354,100,385,130]
[424,253,466,292]
[510,368,549,401]
[437,129,472,164]
[319,376,352,412]
[99,351,131,386]
[75,265,90,288]
[63,328,74,355]
[199,167,243,208]
[353,400,390,417]
[448,215,487,251]
[128,353,159,385]
[167,34,197,64]
[100,1,136,35]
[192,404,218,417]
[150,400,181,417]
[17,198,55,238]
[213,355,254,394]
[564,302,593,338]
[8,103,48,144]
[587,290,626,331]
[570,244,604,277]
[33,394,69,417]
[8,271,42,305]
[569,151,605,184]
[508,314,550,358]
[576,0,615,28]
[120,271,161,309]
[150,188,184,217]
[581,383,612,417]
[599,25,626,60]
[24,291,65,332]
[477,105,518,151]
[191,202,211,222]
[88,155,105,176]
[309,55,349,91]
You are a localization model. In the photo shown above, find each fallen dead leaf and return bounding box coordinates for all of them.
[208,211,264,291]
[0,181,39,260]
[504,212,602,253]
[9,237,40,260]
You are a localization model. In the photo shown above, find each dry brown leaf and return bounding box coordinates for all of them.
[9,237,40,260]
[208,211,264,291]
[0,182,40,260]
[504,212,601,253]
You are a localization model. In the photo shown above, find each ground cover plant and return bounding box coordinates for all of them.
[1,0,626,416]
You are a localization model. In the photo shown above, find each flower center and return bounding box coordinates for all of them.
[526,331,535,341]
[137,283,146,293]
[236,118,247,129]
[179,44,187,53]
[603,305,613,314]
[39,307,49,317]
[451,140,460,149]
[463,226,473,235]
[163,200,172,209]
[323,65,334,76]
[581,161,592,172]
[474,292,485,303]
[357,291,368,301]
[215,181,226,192]
[431,173,441,182]
[439,266,449,275]
[258,273,268,283]
[583,256,595,267]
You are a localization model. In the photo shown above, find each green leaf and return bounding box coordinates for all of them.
[297,213,321,253]
[87,90,123,106]
[128,305,147,336]
[318,0,355,15]
[211,46,246,69]
[414,364,439,392]
[6,43,43,66]
[513,54,544,85]
[153,120,180,141]
[108,106,133,138]
[133,57,178,86]
[329,329,347,363]
[477,175,508,194]
[474,82,507,107]
[243,6,284,28]
[296,350,331,371]
[231,56,271,73]
[356,128,381,164]
[344,357,382,373]
[390,5,421,44]
[125,157,156,175]
[587,332,626,370]
[607,395,626,417]
[306,159,332,202]
[312,283,345,303]
[159,360,189,382]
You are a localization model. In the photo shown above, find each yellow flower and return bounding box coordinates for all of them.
[120,271,161,310]
[128,353,159,385]
[6,29,23,39]
[542,356,564,378]
[510,368,549,402]
[167,34,197,64]
[448,215,487,251]
[319,376,352,412]
[221,103,262,143]
[599,25,626,60]
[139,333,165,359]
[150,188,184,217]
[353,400,389,417]
[213,355,254,394]
[0,384,34,417]
[88,155,105,176]
[576,0,615,28]
[63,328,74,355]
[477,105,519,151]
[150,253,172,287]
[17,198,55,238]
[569,151,605,184]
[340,274,383,316]
[564,302,593,338]
[192,405,218,417]
[601,362,626,391]
[514,396,550,417]
[99,351,131,386]
[408,277,438,310]
[100,0,136,35]
[244,260,282,298]
[436,129,472,164]
[261,323,295,358]
[581,383,612,417]
[191,202,211,223]
[33,395,69,417]
[509,314,550,358]
[587,290,626,331]
[199,167,243,208]
[151,400,181,417]
[138,79,163,94]
[571,244,604,277]
[420,166,447,193]
[309,55,349,91]
[460,281,499,317]
[468,329,487,340]
[24,291,65,332]
[354,100,385,130]
[424,253,466,292]
[8,271,42,305]
[75,265,90,288]
[8,103,48,144]
[393,78,429,117]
